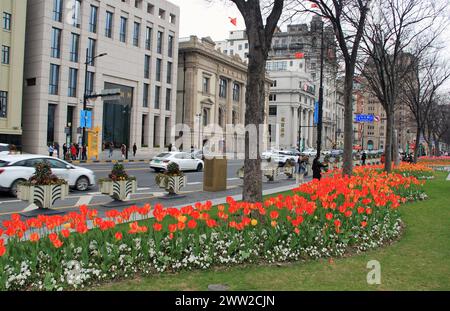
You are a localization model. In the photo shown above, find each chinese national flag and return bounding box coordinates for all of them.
[295,52,305,59]
[229,17,237,26]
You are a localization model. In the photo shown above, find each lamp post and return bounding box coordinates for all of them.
[82,49,107,148]
[196,112,202,149]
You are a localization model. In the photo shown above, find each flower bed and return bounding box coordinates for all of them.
[0,167,426,290]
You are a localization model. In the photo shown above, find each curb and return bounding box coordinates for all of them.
[68,159,148,165]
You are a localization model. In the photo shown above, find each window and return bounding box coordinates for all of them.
[68,68,78,97]
[219,78,227,98]
[238,44,242,51]
[135,0,143,8]
[218,108,224,127]
[87,38,96,65]
[144,55,150,78]
[47,104,57,144]
[72,0,81,28]
[269,106,277,116]
[245,42,248,49]
[202,76,210,94]
[86,71,94,95]
[156,58,162,81]
[168,35,174,58]
[105,11,113,38]
[154,86,160,109]
[1,46,10,64]
[52,0,63,22]
[202,108,209,126]
[233,83,240,102]
[120,17,127,42]
[0,91,7,118]
[158,9,165,19]
[133,22,140,46]
[70,33,80,62]
[145,26,152,50]
[165,88,171,111]
[266,61,287,71]
[166,62,172,84]
[89,5,98,33]
[3,12,11,30]
[271,80,277,87]
[157,31,163,54]
[169,14,176,24]
[269,94,276,101]
[49,64,60,95]
[147,3,154,14]
[143,83,149,107]
[50,27,61,58]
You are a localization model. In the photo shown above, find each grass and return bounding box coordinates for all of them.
[97,172,450,291]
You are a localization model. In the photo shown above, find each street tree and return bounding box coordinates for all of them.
[425,97,450,155]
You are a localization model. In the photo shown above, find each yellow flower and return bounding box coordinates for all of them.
[271,220,277,228]
[251,219,258,226]
[178,215,187,223]
[63,223,71,229]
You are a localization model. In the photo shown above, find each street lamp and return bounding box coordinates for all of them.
[196,112,202,149]
[82,49,107,148]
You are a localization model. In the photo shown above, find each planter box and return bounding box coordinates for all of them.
[100,179,137,201]
[17,184,69,209]
[157,175,187,195]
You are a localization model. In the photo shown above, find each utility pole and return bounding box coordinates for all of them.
[316,23,325,159]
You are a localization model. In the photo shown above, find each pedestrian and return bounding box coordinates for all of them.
[191,145,195,153]
[63,143,68,160]
[109,142,114,158]
[133,143,137,157]
[380,153,385,164]
[54,142,60,158]
[361,151,367,166]
[48,144,54,156]
[121,144,126,159]
[70,144,77,160]
[312,157,328,180]
[168,143,173,152]
[296,156,306,184]
[82,144,87,160]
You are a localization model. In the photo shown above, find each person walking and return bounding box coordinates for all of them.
[70,144,77,160]
[82,144,87,160]
[48,144,54,157]
[312,157,328,180]
[361,151,367,166]
[63,143,68,160]
[121,144,126,159]
[133,143,137,157]
[109,142,114,158]
[54,142,60,158]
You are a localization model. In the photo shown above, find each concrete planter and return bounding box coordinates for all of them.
[100,179,137,201]
[17,184,69,209]
[157,175,187,195]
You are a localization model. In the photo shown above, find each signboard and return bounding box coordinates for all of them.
[87,127,100,160]
[80,110,92,128]
[313,101,319,124]
[355,114,374,123]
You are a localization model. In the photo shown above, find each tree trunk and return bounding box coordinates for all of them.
[384,107,394,173]
[413,124,421,162]
[242,49,266,203]
[393,129,400,166]
[342,69,354,176]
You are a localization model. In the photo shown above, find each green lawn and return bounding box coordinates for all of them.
[97,172,450,291]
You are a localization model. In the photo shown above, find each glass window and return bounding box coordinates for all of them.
[70,33,80,62]
[49,64,60,95]
[145,26,152,50]
[50,27,61,58]
[72,0,81,28]
[47,104,57,144]
[144,55,150,79]
[202,77,210,94]
[0,91,7,118]
[233,83,240,102]
[52,0,63,22]
[143,83,149,107]
[156,58,162,81]
[219,78,227,98]
[165,88,171,111]
[168,34,174,58]
[3,12,11,30]
[133,22,140,46]
[167,62,172,84]
[68,68,78,97]
[202,108,209,126]
[87,38,96,65]
[119,17,127,42]
[1,46,10,64]
[47,158,67,169]
[157,31,163,54]
[154,86,160,109]
[89,5,98,33]
[105,11,113,38]
[86,71,94,95]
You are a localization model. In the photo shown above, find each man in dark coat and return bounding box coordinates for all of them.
[312,157,328,180]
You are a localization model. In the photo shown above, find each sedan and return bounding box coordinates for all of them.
[150,152,204,172]
[0,154,96,196]
[301,148,318,157]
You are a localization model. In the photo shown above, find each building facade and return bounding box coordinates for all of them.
[177,36,271,155]
[215,30,249,61]
[266,57,316,150]
[22,0,179,157]
[0,0,27,146]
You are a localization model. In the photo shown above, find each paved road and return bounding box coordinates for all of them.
[0,160,307,221]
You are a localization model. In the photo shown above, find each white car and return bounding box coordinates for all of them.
[262,150,298,166]
[301,148,318,157]
[0,143,10,155]
[0,154,96,196]
[150,152,204,172]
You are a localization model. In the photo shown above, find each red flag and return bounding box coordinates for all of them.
[229,17,237,26]
[295,52,305,59]
[311,3,319,8]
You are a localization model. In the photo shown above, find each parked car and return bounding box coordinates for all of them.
[301,148,317,157]
[322,150,332,156]
[190,149,204,160]
[0,154,96,196]
[263,150,299,166]
[150,152,204,172]
[330,149,344,156]
[0,143,10,155]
